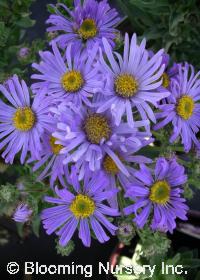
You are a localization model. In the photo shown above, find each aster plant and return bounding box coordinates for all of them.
[0,1,200,273]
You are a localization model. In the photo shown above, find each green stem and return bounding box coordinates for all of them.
[22,189,47,194]
[168,146,184,152]
[118,187,125,217]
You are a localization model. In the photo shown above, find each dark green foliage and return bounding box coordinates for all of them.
[0,0,38,82]
[138,227,171,259]
[0,0,47,240]
[149,250,200,280]
[0,183,20,216]
[17,39,45,66]
[116,0,200,69]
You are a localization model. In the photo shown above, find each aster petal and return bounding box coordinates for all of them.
[79,218,91,247]
[54,186,75,202]
[102,38,120,73]
[43,210,72,235]
[95,210,118,234]
[58,217,78,246]
[134,203,151,228]
[134,164,153,186]
[90,216,110,243]
[97,203,119,216]
[155,157,169,181]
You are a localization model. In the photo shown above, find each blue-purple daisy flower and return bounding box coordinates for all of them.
[154,63,200,152]
[97,33,170,127]
[52,102,151,176]
[0,75,54,164]
[41,168,119,247]
[46,0,120,51]
[124,157,189,233]
[31,42,102,106]
[13,204,32,223]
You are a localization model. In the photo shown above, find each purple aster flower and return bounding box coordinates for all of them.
[124,157,189,233]
[46,0,120,51]
[52,102,151,177]
[0,75,54,164]
[13,204,32,223]
[31,42,102,106]
[154,63,200,152]
[41,168,119,247]
[97,33,170,127]
[28,120,67,188]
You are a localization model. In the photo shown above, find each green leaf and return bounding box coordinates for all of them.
[32,216,41,237]
[15,17,35,28]
[117,0,200,69]
[0,21,9,47]
[16,223,24,239]
[60,0,74,8]
[47,4,56,14]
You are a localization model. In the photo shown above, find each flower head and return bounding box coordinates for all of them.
[52,102,151,177]
[46,0,120,51]
[124,157,188,233]
[41,168,119,247]
[154,63,200,152]
[0,75,54,163]
[97,33,170,127]
[13,204,32,223]
[31,43,103,106]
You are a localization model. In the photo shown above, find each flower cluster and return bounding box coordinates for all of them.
[1,0,197,249]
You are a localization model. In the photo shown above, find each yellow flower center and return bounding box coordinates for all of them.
[115,74,138,98]
[103,155,119,175]
[61,70,84,92]
[13,107,35,131]
[176,95,194,120]
[161,72,170,88]
[70,194,95,218]
[149,180,170,205]
[84,114,111,144]
[49,136,63,155]
[78,18,97,40]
